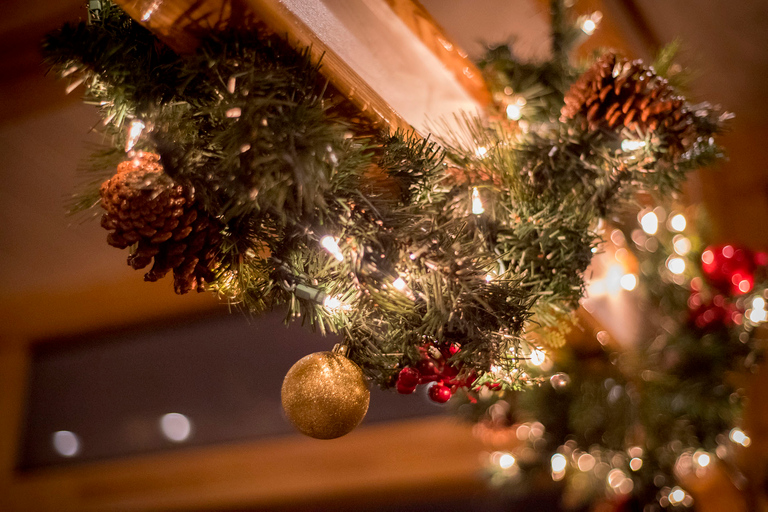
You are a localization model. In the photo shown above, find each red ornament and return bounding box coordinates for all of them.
[700,245,755,295]
[428,383,452,403]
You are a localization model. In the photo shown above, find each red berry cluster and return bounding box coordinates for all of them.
[395,343,476,403]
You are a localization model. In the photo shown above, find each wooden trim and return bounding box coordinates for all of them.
[2,416,485,512]
[383,0,491,107]
[115,0,413,132]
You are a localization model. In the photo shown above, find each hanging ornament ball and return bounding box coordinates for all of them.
[281,351,370,439]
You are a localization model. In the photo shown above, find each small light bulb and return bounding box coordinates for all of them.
[499,453,516,469]
[529,349,546,366]
[506,104,522,121]
[472,187,485,215]
[694,451,711,468]
[629,457,643,471]
[393,277,407,291]
[673,235,692,256]
[621,139,646,152]
[730,428,751,447]
[753,297,766,310]
[322,295,344,310]
[640,212,658,235]
[620,274,637,291]
[320,236,344,262]
[667,257,686,275]
[669,213,687,232]
[475,146,488,158]
[551,453,567,473]
[125,119,145,152]
[669,488,686,505]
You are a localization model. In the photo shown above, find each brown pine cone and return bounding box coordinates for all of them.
[99,152,223,294]
[561,53,696,159]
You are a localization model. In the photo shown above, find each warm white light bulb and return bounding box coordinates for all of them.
[621,139,646,152]
[529,349,546,366]
[620,274,637,291]
[551,453,567,473]
[669,488,686,505]
[323,295,344,310]
[669,213,687,232]
[640,212,658,235]
[673,235,691,256]
[581,18,597,35]
[320,236,344,261]
[667,257,686,275]
[475,146,488,158]
[472,187,485,215]
[506,104,522,121]
[393,277,407,291]
[125,119,145,152]
[499,453,516,469]
[752,297,765,310]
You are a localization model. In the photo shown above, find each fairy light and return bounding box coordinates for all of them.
[140,0,161,21]
[729,428,751,447]
[529,349,546,366]
[621,139,646,152]
[506,104,522,121]
[673,235,692,256]
[629,457,643,471]
[322,295,344,311]
[581,18,596,35]
[668,487,686,505]
[669,213,687,232]
[498,452,516,469]
[472,187,485,214]
[640,211,658,235]
[551,453,567,473]
[320,236,344,262]
[693,450,711,468]
[620,273,637,291]
[392,277,407,291]
[667,257,686,275]
[475,146,488,158]
[749,296,767,323]
[125,119,145,152]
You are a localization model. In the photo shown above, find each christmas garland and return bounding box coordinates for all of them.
[44,1,728,438]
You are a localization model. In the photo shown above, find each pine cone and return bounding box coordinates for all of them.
[562,53,696,159]
[99,152,223,294]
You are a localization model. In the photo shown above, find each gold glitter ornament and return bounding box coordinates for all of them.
[281,350,370,439]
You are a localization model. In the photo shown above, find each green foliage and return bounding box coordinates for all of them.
[43,0,726,397]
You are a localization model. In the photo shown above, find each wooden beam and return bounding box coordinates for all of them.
[2,416,485,512]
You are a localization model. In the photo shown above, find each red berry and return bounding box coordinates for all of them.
[417,359,440,382]
[428,383,452,403]
[397,367,420,388]
[442,363,459,379]
[396,379,417,394]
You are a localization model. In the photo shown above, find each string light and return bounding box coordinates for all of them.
[669,213,687,232]
[668,487,686,505]
[629,457,643,471]
[529,349,546,366]
[472,187,485,214]
[667,256,686,275]
[580,12,602,35]
[693,450,711,468]
[506,103,522,121]
[748,296,767,323]
[620,273,637,291]
[621,139,646,152]
[729,427,751,447]
[551,453,567,473]
[475,146,488,158]
[640,211,658,235]
[673,235,691,256]
[320,236,344,262]
[125,119,145,152]
[498,452,516,469]
[392,277,407,291]
[322,295,347,311]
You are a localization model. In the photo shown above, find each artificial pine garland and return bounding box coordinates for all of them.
[44,1,729,437]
